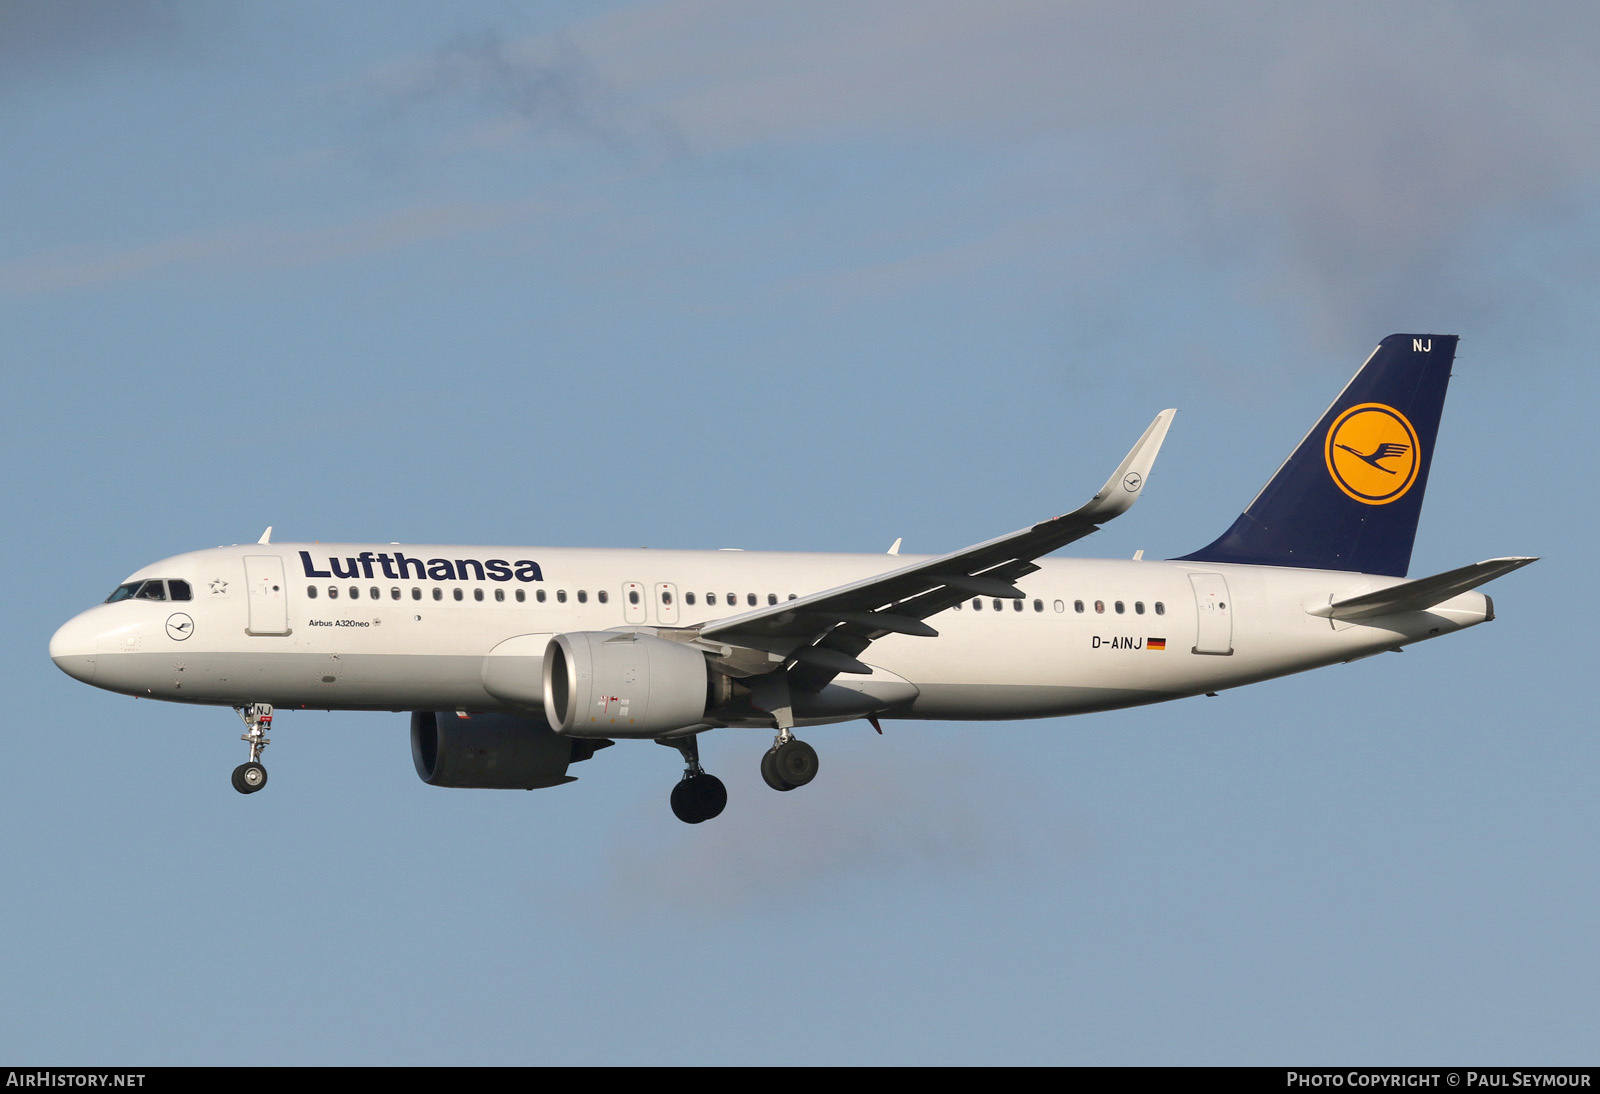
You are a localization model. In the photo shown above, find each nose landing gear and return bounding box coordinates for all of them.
[231,703,272,795]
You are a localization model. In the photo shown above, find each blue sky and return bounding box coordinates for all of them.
[2,0,1592,1064]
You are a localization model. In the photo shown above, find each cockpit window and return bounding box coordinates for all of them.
[108,579,190,602]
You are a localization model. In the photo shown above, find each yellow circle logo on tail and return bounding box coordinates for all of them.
[1324,402,1420,505]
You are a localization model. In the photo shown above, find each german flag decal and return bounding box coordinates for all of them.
[1147,637,1166,651]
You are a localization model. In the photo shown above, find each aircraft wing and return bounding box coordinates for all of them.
[699,410,1175,686]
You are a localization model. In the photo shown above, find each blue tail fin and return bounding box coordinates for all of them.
[1176,334,1457,578]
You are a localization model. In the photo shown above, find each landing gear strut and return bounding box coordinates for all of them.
[749,674,819,792]
[231,703,272,795]
[660,734,726,824]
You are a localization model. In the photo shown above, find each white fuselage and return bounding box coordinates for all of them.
[50,541,1493,729]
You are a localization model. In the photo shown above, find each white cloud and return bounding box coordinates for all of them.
[0,200,542,294]
[553,1,1600,328]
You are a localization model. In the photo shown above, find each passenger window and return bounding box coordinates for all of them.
[474,588,484,602]
[1094,601,1105,614]
[685,592,695,606]
[707,593,717,606]
[169,580,192,601]
[370,587,379,600]
[577,590,588,603]
[1054,600,1065,613]
[1115,601,1125,614]
[350,586,359,600]
[515,589,525,603]
[747,593,757,607]
[1012,600,1023,612]
[993,599,1003,612]
[661,590,672,606]
[537,589,547,603]
[1154,601,1165,616]
[628,590,640,605]
[1033,599,1043,613]
[788,593,797,600]
[453,588,463,601]
[557,590,567,603]
[329,586,339,600]
[412,588,421,601]
[727,593,736,606]
[598,590,609,604]
[494,589,504,602]
[768,593,777,605]
[433,588,443,601]
[1135,601,1145,615]
[1074,600,1084,613]
[973,599,982,611]
[307,586,318,599]
[391,588,401,601]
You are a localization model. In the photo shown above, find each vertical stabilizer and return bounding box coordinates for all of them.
[1176,334,1457,577]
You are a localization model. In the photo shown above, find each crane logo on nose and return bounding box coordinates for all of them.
[166,613,195,641]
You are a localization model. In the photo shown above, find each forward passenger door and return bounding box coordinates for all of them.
[244,555,290,636]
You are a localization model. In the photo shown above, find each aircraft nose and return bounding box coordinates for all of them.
[50,612,99,684]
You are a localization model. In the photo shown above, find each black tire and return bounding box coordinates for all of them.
[668,777,707,818]
[235,762,267,794]
[695,774,727,821]
[773,739,818,788]
[760,747,793,792]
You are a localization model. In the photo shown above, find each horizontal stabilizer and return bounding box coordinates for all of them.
[1308,557,1538,622]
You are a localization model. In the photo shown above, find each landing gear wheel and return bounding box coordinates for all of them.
[764,738,818,791]
[760,747,789,791]
[670,774,727,824]
[232,761,267,795]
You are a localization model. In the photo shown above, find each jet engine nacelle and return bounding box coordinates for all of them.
[543,631,712,738]
[410,711,610,789]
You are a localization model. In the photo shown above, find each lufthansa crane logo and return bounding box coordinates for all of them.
[1324,402,1420,505]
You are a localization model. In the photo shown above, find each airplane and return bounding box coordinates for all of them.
[50,334,1536,823]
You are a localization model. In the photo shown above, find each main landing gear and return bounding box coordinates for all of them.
[231,703,272,795]
[657,673,824,822]
[661,735,727,824]
[760,733,818,792]
[749,674,818,793]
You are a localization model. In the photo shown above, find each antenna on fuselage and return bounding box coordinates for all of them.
[258,526,273,544]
